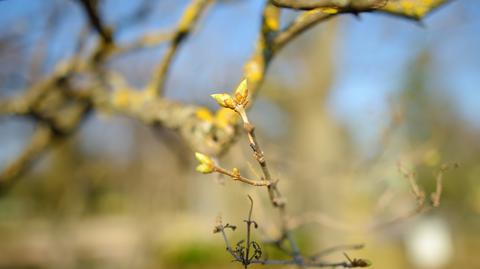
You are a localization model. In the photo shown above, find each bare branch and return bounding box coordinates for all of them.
[271,0,349,10]
[272,0,450,52]
[214,167,271,187]
[147,0,213,96]
[76,0,113,44]
[214,221,242,260]
[379,0,451,21]
[431,163,456,207]
[273,9,333,51]
[271,0,449,21]
[0,124,53,185]
[368,162,454,230]
[111,32,173,56]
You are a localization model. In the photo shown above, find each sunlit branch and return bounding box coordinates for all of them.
[273,10,333,51]
[271,0,349,10]
[147,0,213,96]
[271,0,450,21]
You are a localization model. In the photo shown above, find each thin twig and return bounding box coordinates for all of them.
[214,167,270,187]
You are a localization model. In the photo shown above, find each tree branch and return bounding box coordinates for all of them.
[146,0,213,96]
[271,0,350,10]
[0,124,53,185]
[76,0,113,44]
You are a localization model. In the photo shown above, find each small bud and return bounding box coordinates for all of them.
[211,93,236,109]
[195,152,213,166]
[196,163,214,174]
[232,167,240,178]
[194,152,214,174]
[234,79,248,106]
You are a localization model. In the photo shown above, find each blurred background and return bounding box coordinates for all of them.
[0,0,479,268]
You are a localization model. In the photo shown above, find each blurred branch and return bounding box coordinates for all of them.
[0,98,28,116]
[146,0,213,96]
[283,161,455,233]
[378,0,451,20]
[368,162,455,230]
[271,0,344,10]
[273,9,333,51]
[271,0,449,20]
[111,32,174,56]
[217,0,448,126]
[0,124,53,185]
[76,0,113,44]
[0,0,220,188]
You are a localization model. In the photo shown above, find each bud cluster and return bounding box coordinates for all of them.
[211,79,249,111]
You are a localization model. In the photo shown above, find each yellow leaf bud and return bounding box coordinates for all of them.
[234,79,248,106]
[196,164,214,174]
[194,152,214,174]
[232,167,240,178]
[195,152,213,166]
[211,93,236,109]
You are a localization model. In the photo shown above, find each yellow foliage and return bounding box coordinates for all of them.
[234,79,249,106]
[211,93,236,109]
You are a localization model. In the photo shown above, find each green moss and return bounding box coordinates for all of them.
[162,242,227,268]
